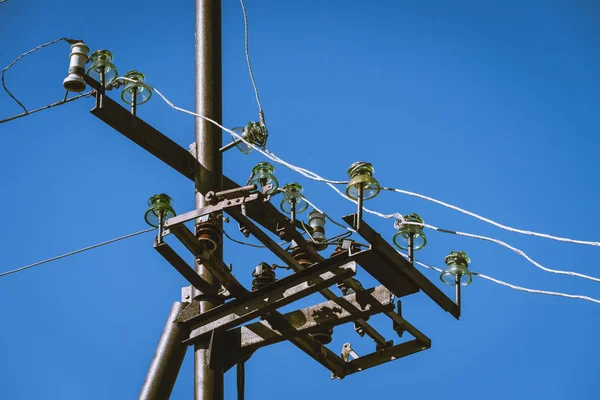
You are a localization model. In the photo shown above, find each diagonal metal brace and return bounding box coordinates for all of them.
[183,261,357,344]
[342,214,460,319]
[230,285,394,352]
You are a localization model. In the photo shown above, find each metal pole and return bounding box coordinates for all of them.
[139,302,188,400]
[407,233,414,264]
[356,185,364,231]
[455,274,461,318]
[237,362,245,400]
[195,1,224,399]
[290,200,296,224]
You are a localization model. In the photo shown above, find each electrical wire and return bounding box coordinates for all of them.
[0,227,156,278]
[222,229,267,248]
[303,196,355,232]
[399,253,600,306]
[0,91,93,125]
[2,37,78,113]
[118,77,600,254]
[401,221,600,284]
[239,0,264,125]
[383,186,600,247]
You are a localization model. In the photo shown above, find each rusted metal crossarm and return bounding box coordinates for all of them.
[383,311,430,345]
[344,339,431,376]
[154,242,217,295]
[168,223,247,297]
[183,262,357,343]
[228,206,391,347]
[164,191,263,229]
[270,312,348,378]
[342,215,460,319]
[86,83,300,236]
[226,285,394,353]
[351,249,419,298]
[181,258,357,326]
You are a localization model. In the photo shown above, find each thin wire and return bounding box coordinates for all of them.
[303,196,355,232]
[383,187,600,247]
[117,78,347,185]
[2,37,71,113]
[239,0,264,124]
[223,229,266,248]
[397,251,600,305]
[0,91,93,125]
[127,78,600,251]
[0,227,156,278]
[401,221,600,283]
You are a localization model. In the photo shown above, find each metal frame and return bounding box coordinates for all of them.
[86,71,460,395]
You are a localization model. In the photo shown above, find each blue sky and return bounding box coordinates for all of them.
[1,1,599,399]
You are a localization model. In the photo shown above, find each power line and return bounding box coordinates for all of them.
[383,186,600,247]
[0,227,156,277]
[398,252,600,306]
[118,76,600,262]
[0,91,93,125]
[223,229,267,249]
[239,0,265,125]
[401,221,600,284]
[2,37,78,113]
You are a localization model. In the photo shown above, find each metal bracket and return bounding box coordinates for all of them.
[183,260,358,345]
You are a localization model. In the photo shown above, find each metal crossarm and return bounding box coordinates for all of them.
[342,215,460,319]
[183,261,357,343]
[226,285,394,352]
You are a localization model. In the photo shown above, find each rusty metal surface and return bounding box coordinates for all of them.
[233,285,393,351]
[342,214,460,318]
[184,262,357,344]
[344,339,431,376]
[154,242,217,295]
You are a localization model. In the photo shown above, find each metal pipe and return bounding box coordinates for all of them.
[455,274,461,318]
[356,185,364,231]
[290,200,296,224]
[237,362,245,400]
[139,302,188,400]
[98,66,105,109]
[407,233,414,264]
[100,66,106,87]
[131,87,137,117]
[219,138,242,153]
[157,212,164,245]
[195,0,224,399]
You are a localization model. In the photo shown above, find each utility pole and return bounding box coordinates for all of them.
[194,1,224,399]
[72,2,469,397]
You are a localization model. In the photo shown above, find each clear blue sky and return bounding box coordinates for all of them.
[1,1,599,399]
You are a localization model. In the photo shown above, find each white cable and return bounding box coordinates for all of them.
[126,78,347,185]
[239,0,263,119]
[384,187,600,247]
[401,221,600,283]
[124,77,600,253]
[396,251,600,306]
[474,273,600,305]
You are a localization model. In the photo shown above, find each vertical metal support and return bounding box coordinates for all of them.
[290,201,296,224]
[99,66,106,87]
[455,274,461,318]
[194,0,223,399]
[356,185,364,231]
[139,302,188,400]
[237,362,245,400]
[157,213,164,245]
[407,233,414,264]
[131,88,138,117]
